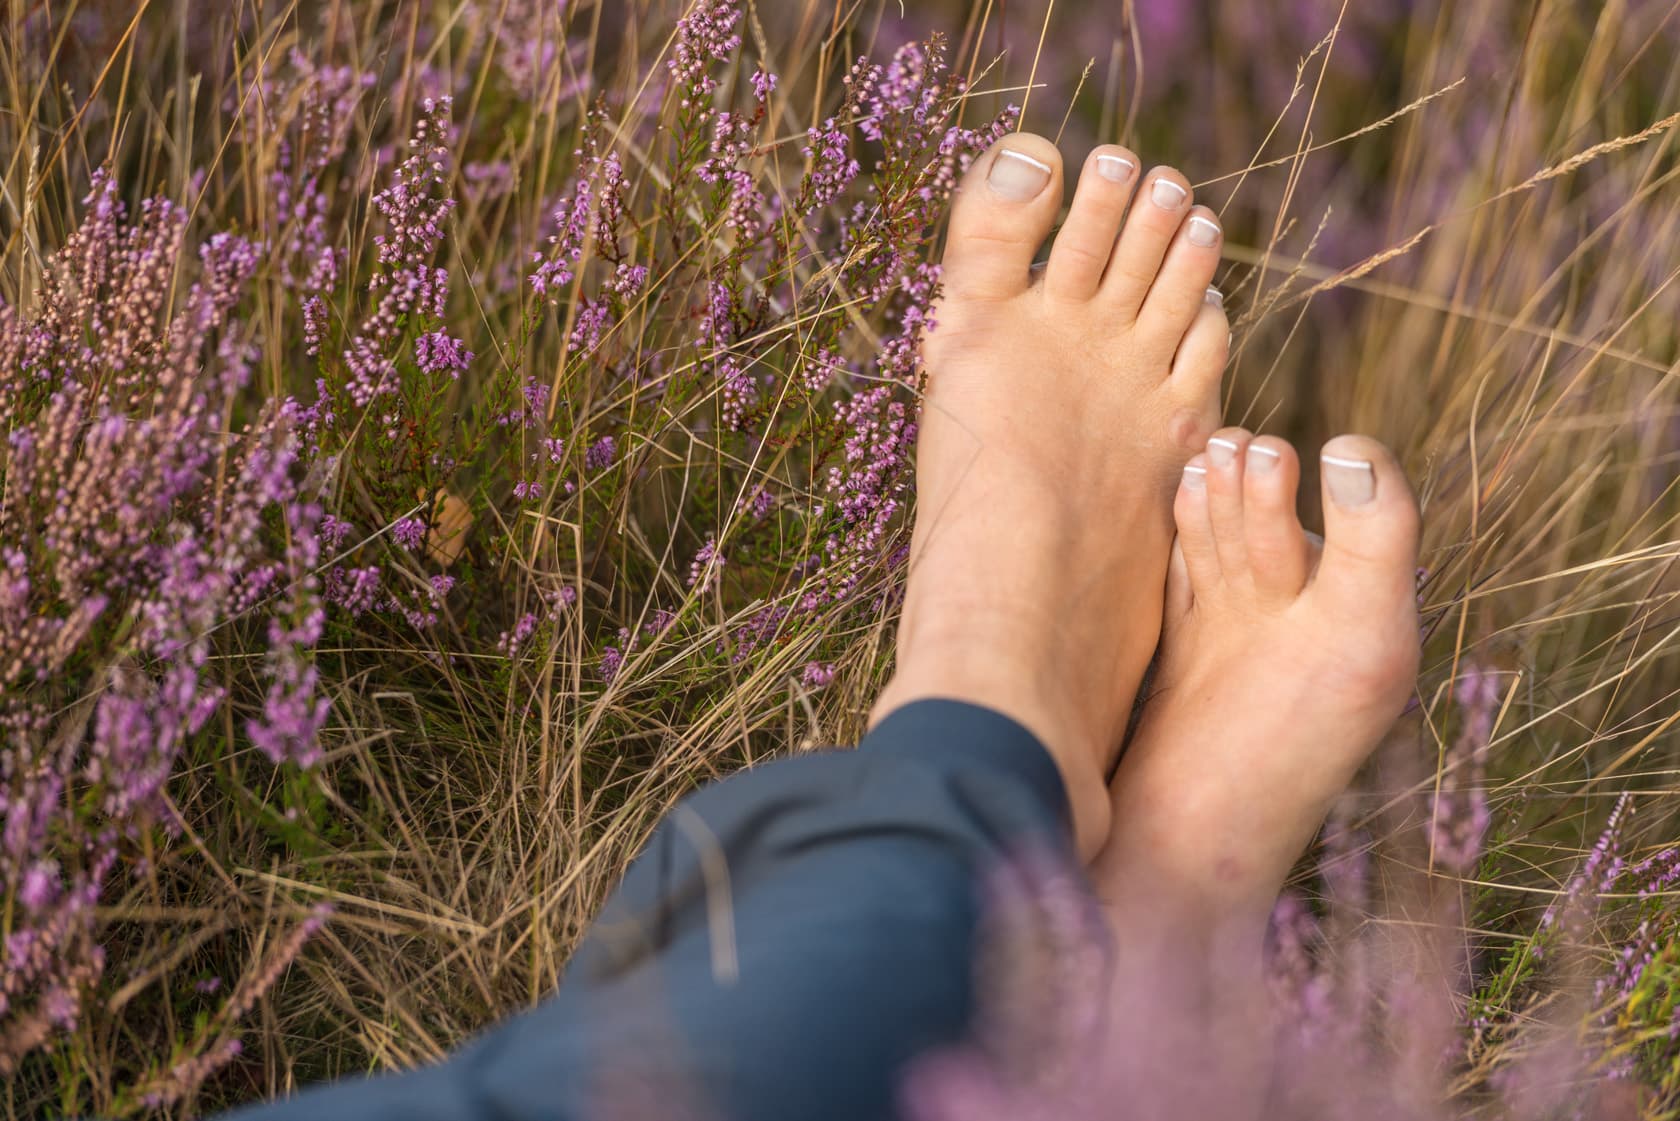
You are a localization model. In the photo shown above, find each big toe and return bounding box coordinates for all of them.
[1312,436,1423,652]
[941,134,1064,302]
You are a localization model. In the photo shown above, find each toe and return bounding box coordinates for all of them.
[941,134,1064,302]
[1135,206,1223,354]
[1044,145,1139,301]
[1313,436,1424,621]
[1173,454,1220,593]
[1241,437,1311,599]
[1203,427,1251,581]
[1170,291,1230,404]
[1100,166,1193,320]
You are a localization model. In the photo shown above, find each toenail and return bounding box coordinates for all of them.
[1323,454,1377,507]
[1187,216,1221,247]
[1182,463,1208,489]
[1095,154,1136,182]
[1150,178,1188,210]
[1204,286,1224,308]
[1247,444,1281,473]
[1206,436,1240,467]
[989,149,1054,201]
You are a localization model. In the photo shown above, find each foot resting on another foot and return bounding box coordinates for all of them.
[873,133,1231,859]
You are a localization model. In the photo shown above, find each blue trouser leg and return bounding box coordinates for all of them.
[223,699,1075,1121]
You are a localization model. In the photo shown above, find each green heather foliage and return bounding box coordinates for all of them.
[0,0,1678,1117]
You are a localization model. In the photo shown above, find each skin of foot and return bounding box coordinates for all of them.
[870,133,1231,860]
[1088,430,1422,1119]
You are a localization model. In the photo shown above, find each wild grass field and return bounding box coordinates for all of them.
[3,0,1680,1117]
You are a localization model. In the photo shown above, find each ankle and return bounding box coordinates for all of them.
[872,635,1114,860]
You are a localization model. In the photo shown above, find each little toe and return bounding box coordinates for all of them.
[1240,438,1311,599]
[1044,146,1139,301]
[1203,428,1251,580]
[1313,436,1424,625]
[941,134,1065,302]
[1135,206,1223,353]
[1100,166,1194,319]
[1173,454,1219,593]
[1170,291,1230,405]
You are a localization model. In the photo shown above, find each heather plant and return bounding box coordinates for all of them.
[1,0,1679,1117]
[0,169,326,1092]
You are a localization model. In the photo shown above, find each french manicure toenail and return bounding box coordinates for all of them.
[989,149,1054,201]
[1323,454,1377,507]
[1150,179,1188,210]
[1182,463,1208,488]
[1187,216,1221,247]
[1247,444,1280,473]
[1204,286,1224,308]
[1206,437,1240,467]
[1096,154,1136,182]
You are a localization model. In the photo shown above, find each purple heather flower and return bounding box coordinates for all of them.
[609,262,648,298]
[415,330,472,377]
[585,435,617,470]
[687,535,725,593]
[1429,664,1502,872]
[320,514,353,552]
[18,863,58,912]
[803,119,860,207]
[598,645,624,683]
[569,299,612,353]
[327,566,382,616]
[497,612,541,656]
[666,0,742,103]
[391,516,427,550]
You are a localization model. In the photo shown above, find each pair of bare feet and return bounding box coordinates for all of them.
[870,131,1423,1101]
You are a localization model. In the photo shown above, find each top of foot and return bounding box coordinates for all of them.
[873,133,1231,858]
[1094,430,1423,918]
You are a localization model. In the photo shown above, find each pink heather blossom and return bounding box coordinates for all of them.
[687,535,725,593]
[598,645,624,682]
[1430,664,1501,872]
[666,0,742,103]
[392,516,427,550]
[585,435,617,470]
[416,330,472,377]
[1,164,326,1067]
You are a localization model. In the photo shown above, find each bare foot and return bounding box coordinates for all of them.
[873,134,1230,859]
[1088,431,1421,1118]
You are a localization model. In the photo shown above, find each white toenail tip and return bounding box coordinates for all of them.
[1248,445,1281,460]
[1183,463,1208,475]
[1208,437,1241,451]
[1151,179,1188,207]
[1322,454,1374,471]
[1204,286,1224,307]
[1095,154,1135,178]
[999,150,1054,174]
